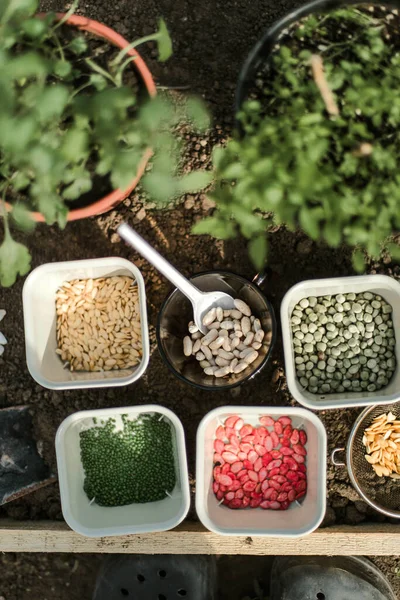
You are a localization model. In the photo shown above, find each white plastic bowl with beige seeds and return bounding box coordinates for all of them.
[56,276,142,372]
[183,299,266,378]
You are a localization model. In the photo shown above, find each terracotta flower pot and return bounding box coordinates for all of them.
[17,13,156,223]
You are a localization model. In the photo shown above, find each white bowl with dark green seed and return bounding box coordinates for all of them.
[56,405,190,537]
[281,275,400,410]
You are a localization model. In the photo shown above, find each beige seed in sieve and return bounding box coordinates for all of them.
[234,298,251,317]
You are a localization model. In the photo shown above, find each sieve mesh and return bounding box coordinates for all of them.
[348,401,400,518]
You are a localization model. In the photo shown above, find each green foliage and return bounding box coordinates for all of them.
[198,7,400,271]
[0,2,211,286]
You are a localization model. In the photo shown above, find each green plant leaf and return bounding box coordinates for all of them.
[212,146,225,170]
[36,85,69,122]
[7,51,48,79]
[155,18,173,62]
[186,97,210,131]
[176,171,213,194]
[62,174,92,200]
[61,128,89,163]
[299,207,320,240]
[192,215,236,239]
[248,235,267,270]
[68,35,88,55]
[142,172,178,202]
[1,0,37,23]
[352,249,366,272]
[0,232,31,287]
[11,203,36,231]
[22,17,47,39]
[54,59,72,78]
[323,221,342,247]
[386,242,400,262]
[111,151,142,190]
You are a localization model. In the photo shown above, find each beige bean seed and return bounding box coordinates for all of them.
[201,328,219,346]
[234,321,241,331]
[216,307,224,322]
[204,366,217,376]
[222,338,232,352]
[253,318,262,332]
[215,356,230,367]
[218,349,235,360]
[230,309,243,320]
[214,366,231,377]
[199,360,211,369]
[233,361,248,374]
[241,316,251,335]
[231,337,241,349]
[233,349,241,358]
[193,339,202,353]
[239,347,254,359]
[254,329,265,342]
[203,308,217,326]
[244,350,258,364]
[201,345,213,361]
[223,310,231,317]
[220,320,234,330]
[188,321,199,334]
[237,343,247,351]
[209,337,225,350]
[252,342,262,350]
[234,298,251,316]
[230,358,238,373]
[219,329,229,338]
[192,331,203,340]
[196,351,205,361]
[183,336,193,356]
[207,321,221,329]
[243,332,255,346]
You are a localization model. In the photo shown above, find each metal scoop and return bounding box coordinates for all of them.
[118,223,234,334]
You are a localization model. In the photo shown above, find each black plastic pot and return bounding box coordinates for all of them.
[234,0,399,125]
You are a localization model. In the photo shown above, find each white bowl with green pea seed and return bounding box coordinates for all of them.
[55,405,190,537]
[281,275,400,410]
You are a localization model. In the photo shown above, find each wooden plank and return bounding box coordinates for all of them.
[0,521,399,554]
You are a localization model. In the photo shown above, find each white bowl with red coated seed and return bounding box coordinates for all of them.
[196,406,326,537]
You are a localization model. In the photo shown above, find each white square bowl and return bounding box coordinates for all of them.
[281,275,400,410]
[56,405,190,537]
[196,406,326,537]
[22,257,149,390]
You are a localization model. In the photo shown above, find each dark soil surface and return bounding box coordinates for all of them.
[0,553,398,599]
[0,0,400,596]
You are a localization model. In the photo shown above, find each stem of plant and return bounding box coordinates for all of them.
[111,33,160,66]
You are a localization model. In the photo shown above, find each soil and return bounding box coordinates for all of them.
[0,0,399,596]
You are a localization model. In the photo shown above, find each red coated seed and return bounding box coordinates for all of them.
[236,469,247,479]
[261,480,269,493]
[257,426,268,438]
[222,463,231,475]
[240,424,253,437]
[229,435,240,449]
[264,436,273,452]
[225,416,239,429]
[225,491,235,501]
[239,474,250,484]
[235,489,244,499]
[288,489,296,502]
[299,430,307,445]
[242,496,250,507]
[269,480,281,491]
[258,468,268,482]
[283,425,293,439]
[238,452,248,461]
[296,480,307,492]
[281,446,294,456]
[220,484,227,492]
[270,431,279,448]
[255,483,262,494]
[272,475,287,484]
[263,488,276,500]
[254,458,263,472]
[262,452,273,467]
[217,490,224,500]
[222,451,239,464]
[243,459,253,470]
[250,497,262,508]
[248,450,258,464]
[234,418,244,431]
[229,480,241,492]
[298,472,306,480]
[270,491,278,501]
[240,443,253,454]
[293,453,305,464]
[213,453,224,464]
[214,439,225,454]
[277,492,288,502]
[274,421,283,435]
[298,463,307,473]
[280,501,289,510]
[286,470,299,482]
[269,501,281,510]
[281,482,293,492]
[255,444,267,456]
[225,426,235,438]
[280,464,289,475]
[266,459,282,471]
[243,481,257,492]
[213,482,219,493]
[281,438,291,447]
[268,467,281,477]
[259,416,275,427]
[290,429,300,445]
[278,416,292,427]
[216,426,226,440]
[231,461,244,474]
[242,435,255,444]
[213,466,221,479]
[251,492,262,500]
[224,444,239,454]
[260,500,271,509]
[218,474,233,486]
[283,457,298,471]
[248,470,259,483]
[271,450,282,460]
[229,499,242,509]
[293,444,307,456]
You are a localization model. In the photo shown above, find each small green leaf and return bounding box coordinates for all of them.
[90,74,108,91]
[22,17,47,39]
[221,162,245,179]
[299,207,320,240]
[54,60,72,78]
[1,0,37,22]
[248,235,267,270]
[0,232,31,287]
[62,175,92,200]
[192,216,236,239]
[61,128,89,163]
[212,146,225,170]
[11,203,36,231]
[323,221,342,247]
[176,171,213,194]
[352,249,366,272]
[386,242,400,262]
[155,18,173,62]
[7,51,48,79]
[68,35,88,55]
[186,97,210,131]
[142,172,178,202]
[36,85,69,122]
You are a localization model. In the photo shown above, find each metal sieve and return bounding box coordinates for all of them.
[332,401,400,519]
